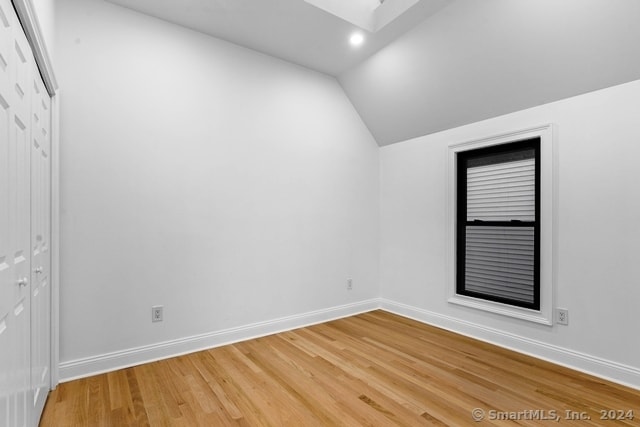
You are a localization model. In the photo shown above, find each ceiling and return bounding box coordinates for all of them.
[105,0,451,76]
[104,0,640,146]
[339,0,640,145]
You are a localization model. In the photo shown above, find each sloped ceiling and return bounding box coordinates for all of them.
[105,0,640,146]
[104,0,451,76]
[339,0,640,145]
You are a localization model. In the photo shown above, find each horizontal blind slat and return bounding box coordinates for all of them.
[468,193,534,200]
[467,173,534,186]
[465,281,533,300]
[467,158,534,174]
[466,255,534,268]
[466,278,534,294]
[465,276,533,293]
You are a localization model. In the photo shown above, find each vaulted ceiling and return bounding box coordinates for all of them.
[105,0,640,146]
[105,0,451,76]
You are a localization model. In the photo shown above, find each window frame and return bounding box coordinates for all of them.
[446,125,555,325]
[456,138,541,310]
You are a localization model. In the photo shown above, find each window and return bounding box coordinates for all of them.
[456,138,540,310]
[447,125,555,325]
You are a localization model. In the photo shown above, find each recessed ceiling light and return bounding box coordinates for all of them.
[350,32,365,47]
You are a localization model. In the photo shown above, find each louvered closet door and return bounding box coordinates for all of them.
[30,71,51,423]
[0,0,34,424]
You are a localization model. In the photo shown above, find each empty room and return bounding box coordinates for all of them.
[2,0,640,425]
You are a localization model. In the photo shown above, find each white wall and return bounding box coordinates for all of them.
[55,0,379,376]
[380,79,640,387]
[30,0,56,61]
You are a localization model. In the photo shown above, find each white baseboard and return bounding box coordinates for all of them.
[60,297,640,391]
[59,299,380,382]
[379,299,640,391]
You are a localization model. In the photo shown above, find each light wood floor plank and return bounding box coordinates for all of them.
[41,311,640,426]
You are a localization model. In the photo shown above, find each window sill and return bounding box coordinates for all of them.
[448,294,552,325]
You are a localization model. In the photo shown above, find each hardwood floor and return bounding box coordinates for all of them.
[41,311,640,426]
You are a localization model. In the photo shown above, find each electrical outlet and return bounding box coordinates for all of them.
[556,308,568,325]
[152,305,163,322]
[347,278,353,290]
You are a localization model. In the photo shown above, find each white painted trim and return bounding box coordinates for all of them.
[49,92,60,388]
[12,0,58,95]
[446,124,556,325]
[59,299,381,382]
[59,297,640,391]
[379,299,640,391]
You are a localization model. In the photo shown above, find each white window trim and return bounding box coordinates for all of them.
[446,124,557,325]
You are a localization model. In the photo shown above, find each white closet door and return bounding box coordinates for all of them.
[30,70,51,423]
[0,0,33,425]
[0,0,14,422]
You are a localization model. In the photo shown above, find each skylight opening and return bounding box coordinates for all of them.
[304,0,418,33]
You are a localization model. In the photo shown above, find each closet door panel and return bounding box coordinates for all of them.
[0,21,11,426]
[11,16,32,427]
[0,1,34,425]
[30,73,51,421]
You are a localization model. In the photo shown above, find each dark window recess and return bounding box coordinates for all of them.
[456,138,541,310]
